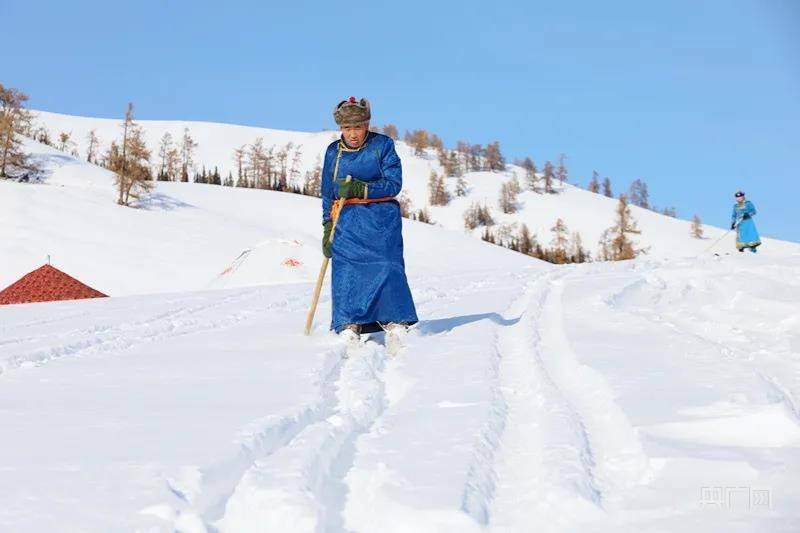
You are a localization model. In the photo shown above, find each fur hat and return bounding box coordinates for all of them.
[334,96,371,126]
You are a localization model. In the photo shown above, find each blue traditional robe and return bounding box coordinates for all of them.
[321,132,418,333]
[731,200,761,250]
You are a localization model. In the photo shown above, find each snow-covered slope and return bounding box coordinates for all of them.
[30,110,797,260]
[2,138,526,295]
[1,138,799,532]
[2,250,799,531]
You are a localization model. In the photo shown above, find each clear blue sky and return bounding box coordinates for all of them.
[3,0,798,241]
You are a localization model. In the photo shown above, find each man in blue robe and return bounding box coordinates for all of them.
[321,97,418,340]
[731,190,761,253]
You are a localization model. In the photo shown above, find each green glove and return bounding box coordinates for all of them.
[322,220,333,258]
[338,177,368,199]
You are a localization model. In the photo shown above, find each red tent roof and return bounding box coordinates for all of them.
[0,264,108,305]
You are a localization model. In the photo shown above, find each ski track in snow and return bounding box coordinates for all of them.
[207,272,485,532]
[213,339,390,533]
[485,271,598,529]
[4,256,800,531]
[0,309,95,339]
[474,272,605,530]
[0,268,501,532]
[602,263,800,432]
[187,268,519,533]
[457,267,656,532]
[653,315,800,426]
[150,343,350,531]
[0,287,302,377]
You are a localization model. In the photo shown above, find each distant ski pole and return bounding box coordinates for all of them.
[699,222,736,256]
[304,177,351,336]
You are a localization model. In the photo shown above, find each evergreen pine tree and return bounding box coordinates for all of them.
[522,157,539,192]
[428,171,450,206]
[691,214,704,239]
[518,224,535,255]
[550,218,570,263]
[57,131,73,153]
[86,129,100,164]
[485,141,506,171]
[587,170,600,193]
[499,181,518,213]
[408,130,430,156]
[248,138,266,189]
[233,145,246,180]
[469,144,483,172]
[110,103,153,206]
[0,84,33,178]
[303,156,322,197]
[414,207,433,224]
[455,175,468,197]
[542,160,555,193]
[397,191,413,218]
[35,126,52,146]
[455,141,471,175]
[569,232,589,263]
[430,133,444,151]
[157,132,174,181]
[628,178,650,209]
[602,177,613,198]
[180,127,198,183]
[382,124,399,140]
[463,202,495,229]
[599,195,642,260]
[556,153,568,184]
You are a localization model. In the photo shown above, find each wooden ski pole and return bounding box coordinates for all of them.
[698,225,735,256]
[304,177,350,335]
[304,257,331,336]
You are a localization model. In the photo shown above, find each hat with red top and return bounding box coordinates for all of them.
[333,96,371,126]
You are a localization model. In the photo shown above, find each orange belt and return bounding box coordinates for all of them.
[330,196,396,222]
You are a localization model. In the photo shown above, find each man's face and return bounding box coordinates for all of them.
[341,123,369,148]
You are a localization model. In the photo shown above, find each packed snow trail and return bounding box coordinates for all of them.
[0,286,279,375]
[539,257,800,532]
[0,284,348,532]
[217,340,388,532]
[488,271,608,532]
[339,269,544,533]
[2,254,800,532]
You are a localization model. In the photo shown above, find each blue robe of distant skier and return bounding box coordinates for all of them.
[731,200,761,251]
[321,131,418,333]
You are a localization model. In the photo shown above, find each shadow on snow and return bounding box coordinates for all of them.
[416,312,520,336]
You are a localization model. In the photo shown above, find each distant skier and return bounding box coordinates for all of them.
[321,97,418,344]
[731,190,761,253]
